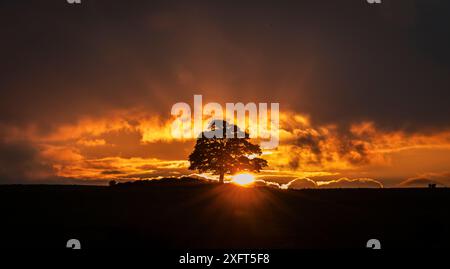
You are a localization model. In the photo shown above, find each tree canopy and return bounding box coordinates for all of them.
[188,120,268,183]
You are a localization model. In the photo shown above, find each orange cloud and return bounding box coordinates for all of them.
[2,108,450,186]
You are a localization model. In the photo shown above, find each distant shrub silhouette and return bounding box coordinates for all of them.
[112,177,211,188]
[188,120,267,183]
[109,180,117,187]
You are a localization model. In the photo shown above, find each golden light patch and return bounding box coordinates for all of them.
[231,173,255,187]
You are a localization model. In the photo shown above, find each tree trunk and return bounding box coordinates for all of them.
[219,173,224,184]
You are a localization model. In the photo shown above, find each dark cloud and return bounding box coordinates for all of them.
[0,0,450,131]
[338,139,370,166]
[288,156,300,170]
[0,137,54,184]
[287,126,373,169]
[100,170,124,175]
[294,131,325,159]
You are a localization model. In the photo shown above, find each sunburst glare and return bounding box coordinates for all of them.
[231,173,256,187]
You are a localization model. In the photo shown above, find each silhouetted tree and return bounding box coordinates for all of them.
[109,180,117,187]
[188,120,268,183]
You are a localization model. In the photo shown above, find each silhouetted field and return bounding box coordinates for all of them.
[0,179,449,248]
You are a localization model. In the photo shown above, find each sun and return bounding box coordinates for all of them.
[231,173,256,186]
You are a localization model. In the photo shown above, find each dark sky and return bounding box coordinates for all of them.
[1,0,450,130]
[0,0,450,186]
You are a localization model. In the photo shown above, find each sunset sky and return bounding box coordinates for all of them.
[1,0,450,188]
